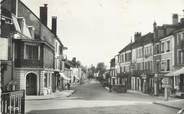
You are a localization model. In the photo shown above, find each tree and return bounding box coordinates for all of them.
[96,62,106,79]
[87,65,96,79]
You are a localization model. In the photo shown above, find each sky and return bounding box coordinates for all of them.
[21,0,184,67]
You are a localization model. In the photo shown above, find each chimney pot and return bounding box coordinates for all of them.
[40,4,48,26]
[44,4,48,7]
[52,16,57,35]
[172,13,178,25]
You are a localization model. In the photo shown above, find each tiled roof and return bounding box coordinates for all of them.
[119,42,132,53]
[119,32,154,53]
[132,32,153,48]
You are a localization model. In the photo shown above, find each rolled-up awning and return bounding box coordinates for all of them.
[60,73,70,80]
[165,67,184,77]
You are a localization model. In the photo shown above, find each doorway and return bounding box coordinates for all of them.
[26,73,37,95]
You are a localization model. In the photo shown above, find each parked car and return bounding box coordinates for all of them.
[177,108,184,114]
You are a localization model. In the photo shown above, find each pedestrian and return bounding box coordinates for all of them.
[67,83,70,90]
[109,84,112,92]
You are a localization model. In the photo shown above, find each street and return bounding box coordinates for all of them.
[26,80,178,114]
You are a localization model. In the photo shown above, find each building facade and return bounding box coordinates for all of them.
[1,0,66,95]
[111,13,184,96]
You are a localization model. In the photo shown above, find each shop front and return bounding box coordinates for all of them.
[166,67,184,97]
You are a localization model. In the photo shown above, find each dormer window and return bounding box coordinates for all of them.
[28,26,35,39]
[17,17,32,38]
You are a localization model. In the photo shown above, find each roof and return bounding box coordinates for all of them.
[119,43,132,53]
[132,32,154,49]
[1,0,64,47]
[119,32,154,53]
[154,23,184,42]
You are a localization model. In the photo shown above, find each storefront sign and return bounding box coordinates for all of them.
[162,78,171,88]
[162,78,169,85]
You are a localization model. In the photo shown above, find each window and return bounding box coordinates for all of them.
[167,41,170,52]
[155,44,159,54]
[148,61,150,71]
[25,45,39,60]
[167,59,170,71]
[177,34,181,45]
[150,47,152,55]
[156,61,160,72]
[44,73,47,87]
[178,50,183,64]
[161,42,165,53]
[161,61,165,71]
[59,46,63,55]
[122,54,124,62]
[55,42,57,53]
[113,79,115,85]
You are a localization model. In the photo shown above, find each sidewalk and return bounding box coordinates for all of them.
[104,86,183,110]
[153,99,184,110]
[26,90,75,101]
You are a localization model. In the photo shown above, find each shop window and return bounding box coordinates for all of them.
[113,79,115,85]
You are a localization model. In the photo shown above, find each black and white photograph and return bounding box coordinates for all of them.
[0,0,184,114]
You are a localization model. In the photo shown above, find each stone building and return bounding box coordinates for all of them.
[1,0,65,95]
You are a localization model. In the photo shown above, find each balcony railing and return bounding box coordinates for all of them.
[1,90,25,114]
[15,59,43,68]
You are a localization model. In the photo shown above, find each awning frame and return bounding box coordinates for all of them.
[165,67,184,77]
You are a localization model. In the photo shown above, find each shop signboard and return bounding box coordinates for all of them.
[162,78,171,88]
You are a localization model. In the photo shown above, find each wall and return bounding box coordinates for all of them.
[160,35,174,72]
[2,62,12,88]
[43,46,54,69]
[14,68,40,95]
[17,1,55,47]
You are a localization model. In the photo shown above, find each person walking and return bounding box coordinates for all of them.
[67,83,70,90]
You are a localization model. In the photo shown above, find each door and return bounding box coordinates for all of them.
[26,73,37,95]
[180,74,184,92]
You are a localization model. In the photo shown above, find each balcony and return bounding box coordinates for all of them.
[15,59,43,68]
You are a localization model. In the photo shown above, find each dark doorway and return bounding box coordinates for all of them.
[180,74,184,92]
[26,73,37,95]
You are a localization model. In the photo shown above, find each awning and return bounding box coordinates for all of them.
[165,67,184,76]
[60,73,70,81]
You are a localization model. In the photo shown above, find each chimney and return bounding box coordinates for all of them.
[40,4,48,26]
[172,14,178,25]
[134,32,141,42]
[51,16,57,35]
